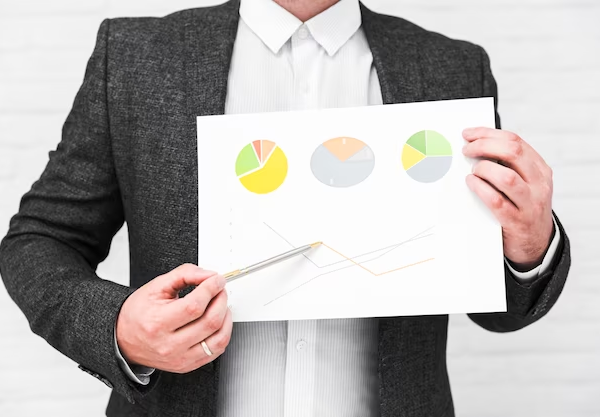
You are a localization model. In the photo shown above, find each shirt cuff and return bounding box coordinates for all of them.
[505,214,561,283]
[113,325,155,385]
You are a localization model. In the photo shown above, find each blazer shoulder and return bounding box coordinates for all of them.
[103,9,189,48]
[365,9,488,61]
[103,1,236,49]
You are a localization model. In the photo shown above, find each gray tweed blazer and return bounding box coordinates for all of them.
[0,1,570,416]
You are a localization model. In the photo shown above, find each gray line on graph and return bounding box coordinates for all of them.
[262,225,434,306]
[264,262,357,306]
[263,222,434,269]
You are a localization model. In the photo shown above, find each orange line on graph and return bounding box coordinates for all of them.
[320,242,434,276]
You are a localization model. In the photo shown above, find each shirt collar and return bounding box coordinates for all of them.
[239,0,362,56]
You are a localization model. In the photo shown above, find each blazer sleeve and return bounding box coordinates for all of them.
[466,46,572,332]
[0,19,155,403]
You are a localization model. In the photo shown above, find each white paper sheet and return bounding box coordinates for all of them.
[197,97,506,322]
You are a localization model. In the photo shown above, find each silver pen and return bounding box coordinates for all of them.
[224,241,322,282]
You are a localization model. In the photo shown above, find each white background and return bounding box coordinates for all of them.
[0,0,599,416]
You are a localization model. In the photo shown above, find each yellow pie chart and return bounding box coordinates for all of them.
[235,140,288,194]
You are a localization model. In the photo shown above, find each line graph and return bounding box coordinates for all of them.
[321,243,434,276]
[264,223,434,269]
[262,224,436,306]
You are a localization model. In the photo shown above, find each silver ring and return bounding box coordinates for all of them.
[201,340,213,356]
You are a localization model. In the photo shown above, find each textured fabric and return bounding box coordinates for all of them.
[0,1,571,417]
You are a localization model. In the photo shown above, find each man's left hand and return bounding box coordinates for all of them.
[462,127,554,271]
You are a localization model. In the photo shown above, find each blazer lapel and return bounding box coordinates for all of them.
[179,0,240,266]
[162,1,238,272]
[360,2,425,104]
[184,0,241,117]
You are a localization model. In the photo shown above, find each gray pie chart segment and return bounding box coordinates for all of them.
[310,145,375,187]
[406,156,452,183]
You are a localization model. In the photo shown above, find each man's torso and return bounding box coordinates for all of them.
[104,1,487,415]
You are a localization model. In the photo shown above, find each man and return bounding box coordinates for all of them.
[0,0,570,416]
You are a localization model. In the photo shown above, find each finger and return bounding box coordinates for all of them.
[155,263,220,298]
[471,160,531,209]
[173,289,229,347]
[163,273,226,329]
[465,173,519,226]
[189,307,233,363]
[462,127,503,142]
[462,136,540,183]
[165,308,233,374]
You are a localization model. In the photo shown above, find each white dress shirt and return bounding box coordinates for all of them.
[115,1,562,416]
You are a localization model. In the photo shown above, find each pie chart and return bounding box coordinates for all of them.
[402,130,452,183]
[235,140,288,194]
[310,137,375,187]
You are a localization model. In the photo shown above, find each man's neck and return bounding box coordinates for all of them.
[273,0,339,21]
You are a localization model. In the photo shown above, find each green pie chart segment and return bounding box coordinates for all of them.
[425,130,452,155]
[406,131,427,154]
[235,143,261,176]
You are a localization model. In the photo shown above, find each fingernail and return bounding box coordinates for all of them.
[462,144,469,153]
[463,128,474,136]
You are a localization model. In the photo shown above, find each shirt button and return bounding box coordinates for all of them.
[297,27,309,40]
[296,339,307,351]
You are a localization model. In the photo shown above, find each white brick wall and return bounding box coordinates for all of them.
[0,0,598,416]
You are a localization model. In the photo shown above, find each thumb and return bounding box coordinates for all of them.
[155,263,220,299]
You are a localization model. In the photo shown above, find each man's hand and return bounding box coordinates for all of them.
[462,127,554,271]
[115,264,232,373]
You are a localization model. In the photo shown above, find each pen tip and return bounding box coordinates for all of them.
[310,241,322,248]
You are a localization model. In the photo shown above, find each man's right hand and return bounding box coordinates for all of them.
[115,264,232,373]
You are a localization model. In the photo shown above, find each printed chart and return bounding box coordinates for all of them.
[402,130,452,183]
[197,97,506,321]
[310,137,375,187]
[235,140,288,194]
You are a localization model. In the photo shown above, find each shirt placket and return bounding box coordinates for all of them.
[283,319,318,417]
[282,26,320,417]
[290,24,318,110]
